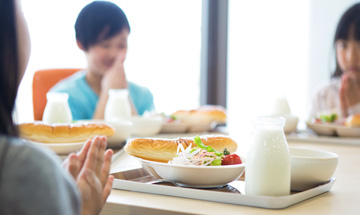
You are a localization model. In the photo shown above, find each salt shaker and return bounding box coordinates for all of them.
[42,92,73,123]
[104,89,132,122]
[245,116,290,196]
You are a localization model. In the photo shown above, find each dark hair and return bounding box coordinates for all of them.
[332,3,360,78]
[0,0,19,136]
[75,1,130,51]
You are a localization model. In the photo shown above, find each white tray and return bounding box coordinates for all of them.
[112,168,335,209]
[286,130,360,146]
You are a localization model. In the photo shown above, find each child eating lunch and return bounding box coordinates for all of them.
[310,3,360,119]
[50,1,155,120]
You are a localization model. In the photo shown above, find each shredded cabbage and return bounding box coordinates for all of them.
[169,143,222,166]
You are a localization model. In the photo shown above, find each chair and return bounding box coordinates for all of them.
[32,68,82,121]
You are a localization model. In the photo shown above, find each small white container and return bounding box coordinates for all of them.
[245,116,291,196]
[105,89,132,122]
[131,116,163,136]
[42,92,72,123]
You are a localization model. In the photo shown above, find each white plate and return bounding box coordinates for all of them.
[187,122,216,133]
[306,122,337,136]
[160,122,189,133]
[335,126,360,138]
[29,140,85,155]
[139,159,245,188]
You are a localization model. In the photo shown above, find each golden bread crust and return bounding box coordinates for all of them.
[125,135,237,163]
[345,114,360,127]
[18,122,115,143]
[171,105,227,124]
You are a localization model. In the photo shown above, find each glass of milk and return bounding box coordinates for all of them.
[245,116,290,196]
[42,92,73,123]
[104,89,132,122]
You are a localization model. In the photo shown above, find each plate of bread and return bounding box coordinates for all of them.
[160,105,227,133]
[18,121,115,154]
[124,135,245,188]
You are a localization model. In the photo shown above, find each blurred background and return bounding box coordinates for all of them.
[17,0,358,142]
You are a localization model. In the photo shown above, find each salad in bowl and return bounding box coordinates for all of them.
[139,136,245,188]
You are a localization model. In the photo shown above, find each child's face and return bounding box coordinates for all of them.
[86,29,129,76]
[336,27,360,81]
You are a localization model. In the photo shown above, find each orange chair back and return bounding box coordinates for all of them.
[32,68,82,121]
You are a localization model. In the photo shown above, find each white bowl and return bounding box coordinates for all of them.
[271,114,299,133]
[105,120,132,146]
[139,159,245,188]
[306,122,337,136]
[160,122,189,133]
[283,114,299,133]
[131,116,163,136]
[76,120,132,147]
[335,126,360,138]
[290,147,338,191]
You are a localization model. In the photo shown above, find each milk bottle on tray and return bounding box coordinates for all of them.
[245,116,291,196]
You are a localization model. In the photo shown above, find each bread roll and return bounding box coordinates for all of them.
[171,105,227,124]
[18,121,115,143]
[345,114,360,127]
[125,135,237,163]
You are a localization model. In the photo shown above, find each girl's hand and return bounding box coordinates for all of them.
[63,136,114,215]
[101,52,128,93]
[340,73,360,116]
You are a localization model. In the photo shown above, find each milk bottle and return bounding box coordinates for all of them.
[104,89,132,122]
[245,116,290,196]
[42,92,73,123]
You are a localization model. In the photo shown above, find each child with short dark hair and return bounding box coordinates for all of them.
[51,1,154,120]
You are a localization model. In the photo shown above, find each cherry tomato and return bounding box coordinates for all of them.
[222,154,242,165]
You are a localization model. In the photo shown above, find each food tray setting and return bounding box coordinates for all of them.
[306,122,360,138]
[112,168,335,209]
[286,130,360,146]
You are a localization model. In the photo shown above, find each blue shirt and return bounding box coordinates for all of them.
[50,71,154,120]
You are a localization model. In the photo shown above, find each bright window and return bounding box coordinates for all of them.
[17,0,202,122]
[227,0,310,146]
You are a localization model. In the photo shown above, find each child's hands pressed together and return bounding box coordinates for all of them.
[340,73,360,116]
[101,52,128,93]
[63,136,114,215]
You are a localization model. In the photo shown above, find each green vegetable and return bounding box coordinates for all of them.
[194,136,222,156]
[320,113,338,123]
[211,158,222,166]
[170,115,177,120]
[223,148,230,156]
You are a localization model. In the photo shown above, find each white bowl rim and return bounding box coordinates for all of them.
[140,158,245,169]
[289,147,338,159]
[132,115,163,120]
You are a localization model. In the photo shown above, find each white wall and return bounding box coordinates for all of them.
[227,0,309,152]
